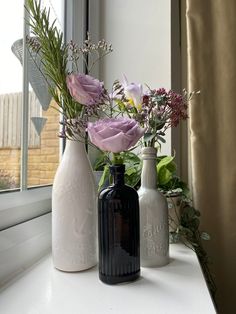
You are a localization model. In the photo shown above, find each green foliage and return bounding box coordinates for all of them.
[94,152,188,193]
[143,133,156,145]
[169,200,216,300]
[123,152,142,188]
[26,0,76,118]
[156,155,190,198]
[0,170,17,190]
[93,152,109,171]
[157,155,176,186]
[93,151,142,190]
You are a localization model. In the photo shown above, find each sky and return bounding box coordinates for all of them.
[0,1,23,94]
[0,0,62,95]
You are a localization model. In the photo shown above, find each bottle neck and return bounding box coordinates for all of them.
[140,147,157,189]
[110,164,125,186]
[112,173,125,186]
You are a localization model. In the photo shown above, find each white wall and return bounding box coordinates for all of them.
[99,0,171,155]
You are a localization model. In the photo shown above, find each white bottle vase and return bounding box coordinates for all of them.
[138,147,169,267]
[52,139,97,271]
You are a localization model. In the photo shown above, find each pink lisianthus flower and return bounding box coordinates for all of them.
[87,117,145,153]
[66,73,104,105]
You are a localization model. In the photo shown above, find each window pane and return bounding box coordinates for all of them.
[28,95,60,187]
[27,0,63,187]
[0,1,24,191]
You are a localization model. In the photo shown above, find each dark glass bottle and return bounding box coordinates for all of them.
[98,164,140,284]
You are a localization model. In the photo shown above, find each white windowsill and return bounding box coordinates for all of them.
[0,244,216,314]
[0,213,51,287]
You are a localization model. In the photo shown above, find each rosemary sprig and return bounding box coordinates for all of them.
[26,0,80,119]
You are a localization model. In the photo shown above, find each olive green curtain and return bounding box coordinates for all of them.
[185,0,236,313]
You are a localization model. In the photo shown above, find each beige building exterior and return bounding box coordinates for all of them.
[0,93,59,190]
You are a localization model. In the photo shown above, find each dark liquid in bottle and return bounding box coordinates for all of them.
[98,165,140,284]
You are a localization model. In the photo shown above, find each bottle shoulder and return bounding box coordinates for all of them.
[138,187,167,201]
[98,184,138,200]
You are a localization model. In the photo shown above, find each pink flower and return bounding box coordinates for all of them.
[87,117,145,153]
[66,73,104,105]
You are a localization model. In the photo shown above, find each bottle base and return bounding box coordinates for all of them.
[141,256,169,268]
[53,259,97,272]
[99,270,140,285]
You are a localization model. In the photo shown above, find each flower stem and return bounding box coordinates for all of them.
[112,153,123,165]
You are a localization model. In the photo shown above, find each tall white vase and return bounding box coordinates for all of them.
[52,140,97,271]
[138,147,169,267]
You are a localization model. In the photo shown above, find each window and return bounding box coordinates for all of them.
[0,0,71,230]
[0,0,180,226]
[0,1,63,194]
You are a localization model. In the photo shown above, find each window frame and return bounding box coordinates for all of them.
[0,0,87,229]
[0,186,51,231]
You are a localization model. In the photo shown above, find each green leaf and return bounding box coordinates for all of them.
[156,155,177,186]
[201,232,211,241]
[158,167,172,185]
[157,155,175,173]
[190,218,200,230]
[93,152,107,170]
[143,132,156,143]
[122,152,141,188]
[126,168,136,176]
[157,135,166,143]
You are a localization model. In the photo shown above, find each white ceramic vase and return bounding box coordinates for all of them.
[52,139,97,271]
[138,147,169,267]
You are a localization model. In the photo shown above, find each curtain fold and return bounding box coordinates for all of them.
[185,0,236,313]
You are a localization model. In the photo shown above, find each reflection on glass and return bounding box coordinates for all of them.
[28,93,60,187]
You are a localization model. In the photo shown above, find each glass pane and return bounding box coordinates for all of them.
[0,1,24,191]
[28,94,60,187]
[27,0,63,187]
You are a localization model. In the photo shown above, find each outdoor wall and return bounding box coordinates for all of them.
[0,102,59,189]
[28,104,60,186]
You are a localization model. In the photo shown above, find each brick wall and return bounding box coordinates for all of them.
[0,103,60,189]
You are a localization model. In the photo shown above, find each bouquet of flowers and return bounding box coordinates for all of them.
[26,0,112,140]
[111,76,199,148]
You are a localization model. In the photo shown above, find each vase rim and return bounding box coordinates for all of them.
[141,147,157,159]
[109,164,125,173]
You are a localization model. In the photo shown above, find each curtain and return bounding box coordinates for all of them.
[185,0,236,313]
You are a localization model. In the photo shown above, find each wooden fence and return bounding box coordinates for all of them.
[0,91,41,148]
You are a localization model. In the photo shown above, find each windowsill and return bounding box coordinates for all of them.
[0,244,216,314]
[0,213,51,286]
